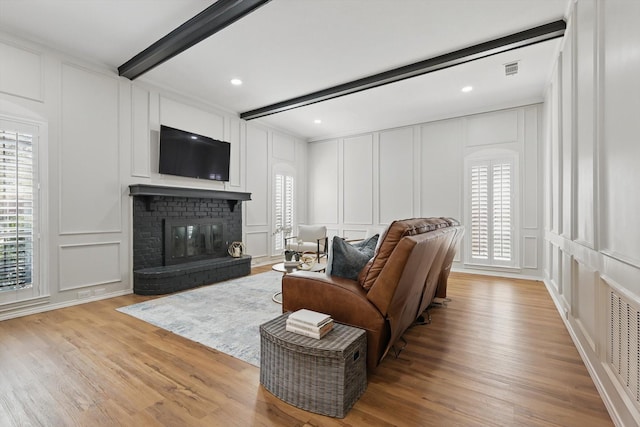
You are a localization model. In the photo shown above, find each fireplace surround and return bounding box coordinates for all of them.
[130,184,252,295]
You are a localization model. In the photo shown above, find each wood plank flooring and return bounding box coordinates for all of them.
[0,269,612,426]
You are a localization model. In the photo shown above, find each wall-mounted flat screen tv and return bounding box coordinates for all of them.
[159,125,230,182]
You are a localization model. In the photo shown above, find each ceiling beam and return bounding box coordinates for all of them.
[240,19,566,121]
[119,0,271,80]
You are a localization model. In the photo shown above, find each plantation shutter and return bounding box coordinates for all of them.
[470,163,489,260]
[0,129,33,290]
[274,173,294,252]
[492,162,512,261]
[468,157,514,267]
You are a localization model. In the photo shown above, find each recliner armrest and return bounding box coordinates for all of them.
[282,272,384,333]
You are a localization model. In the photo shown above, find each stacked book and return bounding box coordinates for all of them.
[286,309,334,339]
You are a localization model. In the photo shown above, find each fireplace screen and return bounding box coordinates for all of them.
[164,219,223,264]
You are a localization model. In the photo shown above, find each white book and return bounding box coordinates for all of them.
[286,322,332,339]
[286,317,333,334]
[288,309,331,327]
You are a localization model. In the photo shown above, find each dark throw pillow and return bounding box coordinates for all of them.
[330,234,379,281]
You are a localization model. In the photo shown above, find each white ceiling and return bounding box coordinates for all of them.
[0,0,569,141]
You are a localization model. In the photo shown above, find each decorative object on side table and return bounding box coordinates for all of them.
[283,249,300,267]
[227,241,245,258]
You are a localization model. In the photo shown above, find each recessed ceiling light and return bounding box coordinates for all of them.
[230,78,243,86]
[314,119,322,124]
[461,86,473,93]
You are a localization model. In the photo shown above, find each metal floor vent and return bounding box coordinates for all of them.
[504,62,519,76]
[610,290,640,405]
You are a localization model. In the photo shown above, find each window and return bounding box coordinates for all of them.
[0,127,34,290]
[273,171,295,253]
[467,156,516,267]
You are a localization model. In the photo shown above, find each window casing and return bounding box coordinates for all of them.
[466,155,517,268]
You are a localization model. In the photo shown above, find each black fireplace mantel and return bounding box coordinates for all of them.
[129,184,251,211]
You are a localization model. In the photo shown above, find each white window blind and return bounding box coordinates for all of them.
[0,129,33,290]
[274,173,294,252]
[468,157,514,267]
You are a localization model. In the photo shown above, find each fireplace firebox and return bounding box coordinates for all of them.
[164,219,224,265]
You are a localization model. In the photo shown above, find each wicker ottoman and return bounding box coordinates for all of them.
[259,313,367,418]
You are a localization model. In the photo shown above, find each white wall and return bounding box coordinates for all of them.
[308,104,543,278]
[0,31,305,319]
[243,123,307,262]
[543,1,640,425]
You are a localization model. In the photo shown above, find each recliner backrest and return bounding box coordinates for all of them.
[359,217,455,291]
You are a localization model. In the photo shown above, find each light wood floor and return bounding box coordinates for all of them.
[0,269,612,426]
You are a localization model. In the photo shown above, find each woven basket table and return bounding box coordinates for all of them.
[259,313,367,418]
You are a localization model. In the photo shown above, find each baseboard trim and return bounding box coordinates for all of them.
[451,266,542,282]
[0,289,133,321]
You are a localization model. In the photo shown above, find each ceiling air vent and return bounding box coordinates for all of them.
[504,61,519,76]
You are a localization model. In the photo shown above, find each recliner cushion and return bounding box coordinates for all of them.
[329,235,378,280]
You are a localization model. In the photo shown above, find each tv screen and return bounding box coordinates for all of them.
[159,125,230,182]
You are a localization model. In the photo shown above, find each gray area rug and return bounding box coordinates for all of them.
[117,271,283,367]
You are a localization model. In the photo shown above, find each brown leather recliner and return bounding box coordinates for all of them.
[282,218,464,369]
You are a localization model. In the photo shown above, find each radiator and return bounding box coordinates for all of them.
[610,290,640,404]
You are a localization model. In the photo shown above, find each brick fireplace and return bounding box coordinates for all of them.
[130,184,251,295]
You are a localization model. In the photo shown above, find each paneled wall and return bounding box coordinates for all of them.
[0,31,305,319]
[543,1,640,425]
[308,104,542,277]
[0,33,131,316]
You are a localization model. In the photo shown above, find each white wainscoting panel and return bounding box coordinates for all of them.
[0,41,43,102]
[327,228,340,241]
[551,59,562,235]
[574,259,597,351]
[523,236,538,269]
[561,22,574,240]
[543,86,553,233]
[601,0,640,268]
[159,96,224,140]
[308,140,338,224]
[523,106,539,229]
[466,110,518,146]
[131,85,150,178]
[379,127,413,223]
[59,242,121,291]
[343,229,367,241]
[60,63,120,234]
[228,117,241,188]
[245,125,268,226]
[272,132,295,162]
[574,0,596,248]
[420,119,462,219]
[343,134,373,224]
[552,244,562,293]
[245,231,269,258]
[562,251,573,312]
